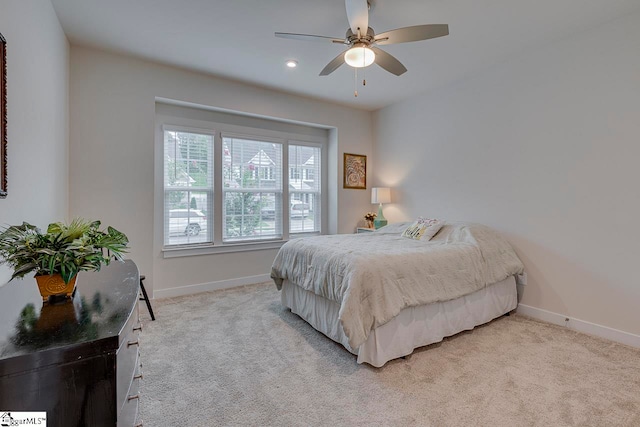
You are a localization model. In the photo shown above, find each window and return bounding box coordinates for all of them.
[159,105,326,255]
[304,169,315,181]
[289,144,321,234]
[259,167,274,181]
[289,167,301,180]
[223,136,282,242]
[163,129,214,247]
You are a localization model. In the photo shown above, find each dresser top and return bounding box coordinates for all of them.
[0,260,139,363]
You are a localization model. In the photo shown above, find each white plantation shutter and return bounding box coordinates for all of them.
[163,128,214,247]
[289,144,321,234]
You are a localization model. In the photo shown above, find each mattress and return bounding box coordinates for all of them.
[281,275,517,367]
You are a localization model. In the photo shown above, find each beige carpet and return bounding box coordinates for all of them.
[138,282,640,426]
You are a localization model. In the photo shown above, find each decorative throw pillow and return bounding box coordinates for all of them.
[401,217,444,241]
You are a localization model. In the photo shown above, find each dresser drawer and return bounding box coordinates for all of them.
[118,359,142,427]
[116,304,141,413]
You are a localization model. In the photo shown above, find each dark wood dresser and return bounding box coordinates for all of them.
[0,260,142,427]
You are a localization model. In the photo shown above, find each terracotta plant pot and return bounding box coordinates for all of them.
[35,274,77,301]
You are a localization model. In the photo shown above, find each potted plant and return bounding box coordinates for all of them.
[0,219,129,301]
[364,212,377,229]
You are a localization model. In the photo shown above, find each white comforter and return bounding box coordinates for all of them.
[271,222,524,349]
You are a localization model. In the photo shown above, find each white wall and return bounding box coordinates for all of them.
[373,12,640,336]
[69,47,372,296]
[0,1,69,284]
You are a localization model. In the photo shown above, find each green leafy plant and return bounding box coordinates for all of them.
[0,219,129,284]
[224,170,261,238]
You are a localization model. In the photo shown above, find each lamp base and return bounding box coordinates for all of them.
[374,203,387,229]
[373,218,387,229]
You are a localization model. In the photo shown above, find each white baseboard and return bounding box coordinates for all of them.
[517,304,640,349]
[153,273,271,299]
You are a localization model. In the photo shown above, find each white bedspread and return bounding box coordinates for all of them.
[270,222,524,349]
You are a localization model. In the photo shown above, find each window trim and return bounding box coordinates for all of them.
[162,239,288,258]
[156,112,327,257]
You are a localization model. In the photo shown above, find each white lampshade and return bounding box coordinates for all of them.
[344,44,375,68]
[371,187,391,204]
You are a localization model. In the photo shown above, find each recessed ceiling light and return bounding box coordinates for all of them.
[286,60,298,68]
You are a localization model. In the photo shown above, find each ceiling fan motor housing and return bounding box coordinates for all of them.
[346,27,376,46]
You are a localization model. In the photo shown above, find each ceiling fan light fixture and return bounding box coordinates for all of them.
[344,44,375,68]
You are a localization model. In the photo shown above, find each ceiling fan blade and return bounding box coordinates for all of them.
[370,47,407,76]
[319,51,347,76]
[374,24,449,45]
[275,32,345,44]
[345,0,369,36]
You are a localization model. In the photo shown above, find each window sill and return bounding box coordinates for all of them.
[162,239,287,258]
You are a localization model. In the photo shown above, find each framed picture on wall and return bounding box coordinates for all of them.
[0,33,6,198]
[343,153,366,189]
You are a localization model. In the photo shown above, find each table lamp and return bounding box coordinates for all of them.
[371,187,391,229]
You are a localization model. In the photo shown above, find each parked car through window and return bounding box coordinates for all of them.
[169,209,207,236]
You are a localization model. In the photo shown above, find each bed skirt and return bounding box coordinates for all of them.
[281,276,517,367]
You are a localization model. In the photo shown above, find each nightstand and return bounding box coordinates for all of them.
[356,227,375,233]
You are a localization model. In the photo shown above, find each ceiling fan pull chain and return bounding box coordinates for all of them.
[362,50,366,86]
[354,67,358,97]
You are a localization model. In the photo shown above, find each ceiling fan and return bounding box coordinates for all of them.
[275,0,449,77]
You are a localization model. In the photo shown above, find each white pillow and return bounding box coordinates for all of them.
[401,217,444,241]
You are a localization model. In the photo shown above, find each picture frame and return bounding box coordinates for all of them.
[0,33,6,198]
[343,153,366,189]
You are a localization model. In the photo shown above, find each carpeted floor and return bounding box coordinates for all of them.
[138,282,640,426]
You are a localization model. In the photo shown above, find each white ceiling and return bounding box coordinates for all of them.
[51,0,640,111]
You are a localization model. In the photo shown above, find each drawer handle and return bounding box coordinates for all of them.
[134,372,144,380]
[133,323,143,332]
[128,394,140,401]
[127,340,140,347]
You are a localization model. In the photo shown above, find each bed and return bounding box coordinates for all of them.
[271,222,524,367]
